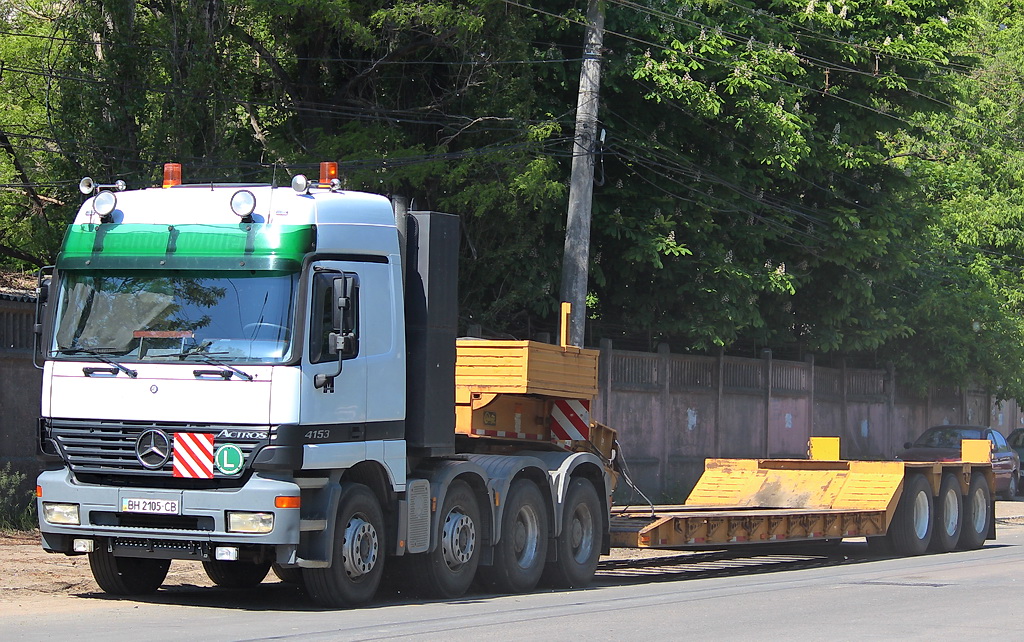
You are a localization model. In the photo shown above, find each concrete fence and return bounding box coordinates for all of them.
[0,295,42,494]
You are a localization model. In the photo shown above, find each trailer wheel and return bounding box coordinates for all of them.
[410,480,481,598]
[304,483,385,608]
[889,473,933,556]
[202,560,271,588]
[541,477,602,588]
[957,472,992,550]
[928,473,962,552]
[88,548,170,595]
[478,479,549,594]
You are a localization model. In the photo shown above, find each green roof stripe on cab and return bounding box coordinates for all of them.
[57,223,316,270]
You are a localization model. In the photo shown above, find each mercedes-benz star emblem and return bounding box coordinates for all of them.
[136,429,171,469]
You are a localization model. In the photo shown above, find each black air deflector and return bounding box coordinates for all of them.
[404,211,458,455]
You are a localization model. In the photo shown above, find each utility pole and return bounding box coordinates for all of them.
[560,0,604,348]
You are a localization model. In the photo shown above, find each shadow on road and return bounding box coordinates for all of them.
[69,540,1015,612]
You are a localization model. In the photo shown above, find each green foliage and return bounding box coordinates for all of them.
[0,463,36,532]
[0,0,1022,396]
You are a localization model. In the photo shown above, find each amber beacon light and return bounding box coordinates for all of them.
[319,162,339,184]
[162,163,183,188]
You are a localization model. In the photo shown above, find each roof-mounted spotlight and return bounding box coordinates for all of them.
[93,191,118,223]
[291,174,310,194]
[230,189,257,222]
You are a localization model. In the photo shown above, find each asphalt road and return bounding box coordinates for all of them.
[4,521,1023,641]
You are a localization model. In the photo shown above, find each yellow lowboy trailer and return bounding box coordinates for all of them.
[611,437,996,556]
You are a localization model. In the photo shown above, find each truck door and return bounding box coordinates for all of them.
[300,261,367,430]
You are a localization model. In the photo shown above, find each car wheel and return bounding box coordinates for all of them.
[1005,474,1018,501]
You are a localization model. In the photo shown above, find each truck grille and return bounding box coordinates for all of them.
[48,419,269,481]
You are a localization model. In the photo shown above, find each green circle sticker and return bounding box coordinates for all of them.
[215,444,244,475]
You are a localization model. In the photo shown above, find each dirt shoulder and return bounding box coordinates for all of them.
[0,530,213,609]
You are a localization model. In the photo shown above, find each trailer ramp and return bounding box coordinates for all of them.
[611,457,905,548]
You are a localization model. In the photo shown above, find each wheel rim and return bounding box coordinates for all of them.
[342,515,379,579]
[970,487,988,533]
[941,488,959,536]
[912,489,930,540]
[442,509,476,570]
[511,503,541,569]
[568,502,595,564]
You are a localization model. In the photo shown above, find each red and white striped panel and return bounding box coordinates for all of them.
[550,399,590,441]
[173,432,215,479]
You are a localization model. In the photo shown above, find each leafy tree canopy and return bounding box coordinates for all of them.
[0,0,1021,396]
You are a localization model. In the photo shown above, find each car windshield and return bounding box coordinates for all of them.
[1009,431,1024,448]
[913,427,983,448]
[50,269,298,364]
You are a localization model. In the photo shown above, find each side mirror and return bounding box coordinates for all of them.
[32,268,54,369]
[314,274,359,391]
[328,275,358,359]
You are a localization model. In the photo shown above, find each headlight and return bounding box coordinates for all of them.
[227,511,274,534]
[42,502,80,525]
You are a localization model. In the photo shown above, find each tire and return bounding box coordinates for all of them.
[202,560,271,588]
[408,480,481,598]
[541,477,602,588]
[272,563,305,586]
[928,473,962,552]
[888,474,933,556]
[88,548,170,595]
[958,472,993,550]
[1004,474,1018,501]
[478,480,549,594]
[304,483,385,608]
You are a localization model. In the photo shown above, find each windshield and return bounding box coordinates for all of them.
[50,270,298,364]
[913,427,982,448]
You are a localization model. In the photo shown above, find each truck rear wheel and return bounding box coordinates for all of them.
[409,480,481,598]
[202,560,271,588]
[957,472,992,550]
[304,483,385,608]
[88,548,170,595]
[478,479,549,594]
[928,473,963,552]
[889,473,933,555]
[541,477,602,588]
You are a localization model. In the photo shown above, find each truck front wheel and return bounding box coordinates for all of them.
[202,560,271,588]
[541,477,602,588]
[410,480,481,598]
[304,483,385,608]
[88,548,170,595]
[478,479,549,594]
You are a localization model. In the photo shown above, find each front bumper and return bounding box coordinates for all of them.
[36,468,302,562]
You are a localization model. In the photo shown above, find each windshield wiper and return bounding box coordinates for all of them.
[56,347,138,378]
[178,342,254,381]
